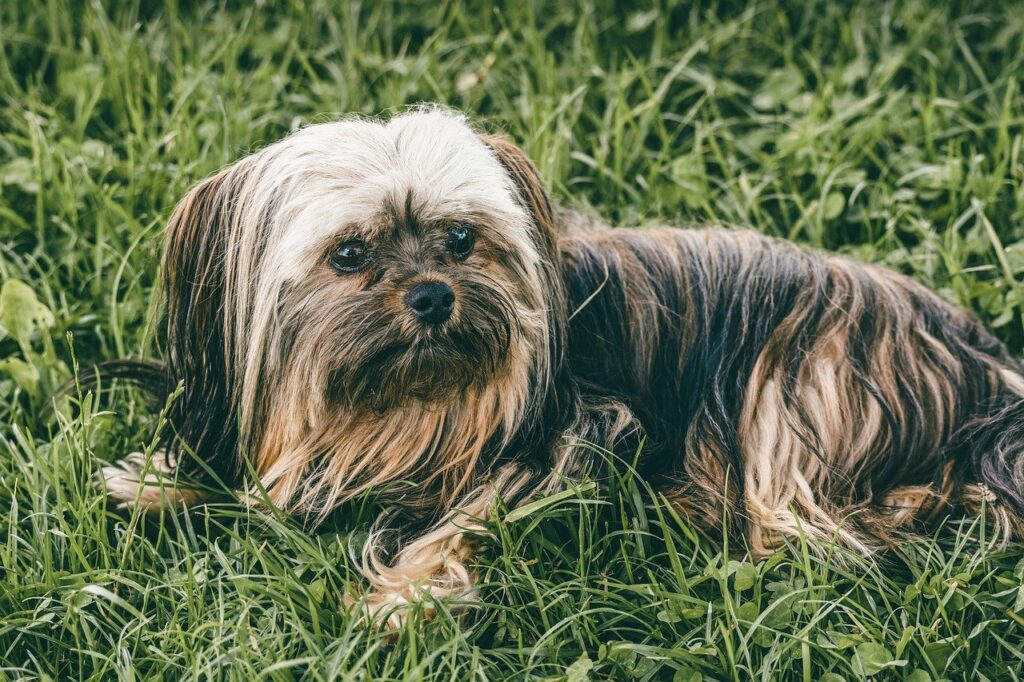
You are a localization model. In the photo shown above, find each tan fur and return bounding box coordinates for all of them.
[355,464,535,627]
[254,360,534,518]
[734,255,981,553]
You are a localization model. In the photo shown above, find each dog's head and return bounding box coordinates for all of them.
[161,109,561,515]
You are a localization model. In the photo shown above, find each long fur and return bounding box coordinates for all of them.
[96,107,1024,623]
[560,226,1024,550]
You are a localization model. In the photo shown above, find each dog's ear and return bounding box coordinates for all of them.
[480,134,558,245]
[163,166,241,376]
[480,132,570,379]
[160,164,246,485]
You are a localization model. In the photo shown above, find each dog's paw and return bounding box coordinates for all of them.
[99,452,171,510]
[345,582,476,632]
[98,451,205,511]
[363,589,431,631]
[344,586,435,632]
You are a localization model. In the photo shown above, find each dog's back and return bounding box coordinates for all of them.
[560,224,1024,552]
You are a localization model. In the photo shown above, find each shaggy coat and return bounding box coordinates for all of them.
[97,109,1024,624]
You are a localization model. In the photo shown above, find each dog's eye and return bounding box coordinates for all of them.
[329,240,370,272]
[447,224,475,260]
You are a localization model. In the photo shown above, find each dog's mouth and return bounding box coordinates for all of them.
[325,291,523,413]
[331,333,500,412]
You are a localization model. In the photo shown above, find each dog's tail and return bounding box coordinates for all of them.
[65,360,207,511]
[950,374,1024,542]
[69,359,173,411]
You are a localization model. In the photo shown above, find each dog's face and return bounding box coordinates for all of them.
[162,109,560,514]
[269,117,546,411]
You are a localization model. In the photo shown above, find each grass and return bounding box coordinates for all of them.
[2,0,1024,678]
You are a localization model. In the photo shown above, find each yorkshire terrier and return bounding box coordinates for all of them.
[97,108,1024,625]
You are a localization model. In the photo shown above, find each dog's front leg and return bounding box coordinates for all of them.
[356,464,537,629]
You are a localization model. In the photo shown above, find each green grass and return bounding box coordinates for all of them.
[2,0,1024,678]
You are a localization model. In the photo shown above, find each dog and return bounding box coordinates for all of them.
[97,107,1024,625]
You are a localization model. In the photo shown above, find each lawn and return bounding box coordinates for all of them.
[2,0,1024,679]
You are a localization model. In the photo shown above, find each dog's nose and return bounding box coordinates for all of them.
[404,281,455,324]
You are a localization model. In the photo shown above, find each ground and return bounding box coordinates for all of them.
[2,1,1024,679]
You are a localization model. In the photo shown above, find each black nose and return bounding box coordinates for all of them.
[404,281,455,324]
